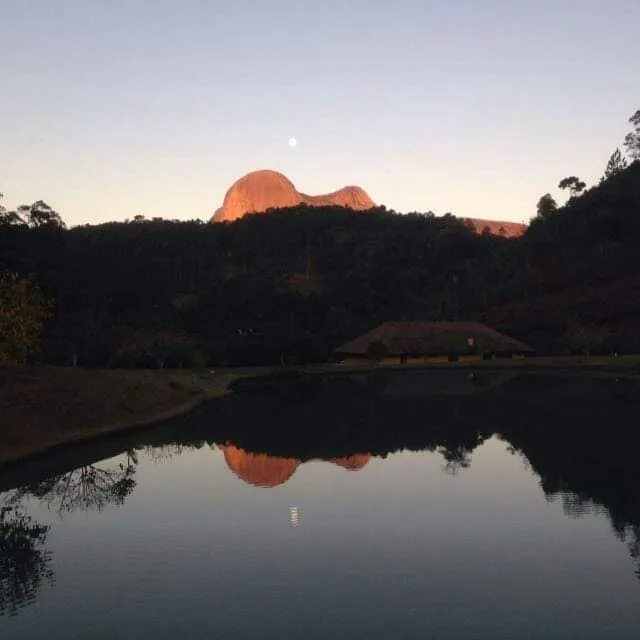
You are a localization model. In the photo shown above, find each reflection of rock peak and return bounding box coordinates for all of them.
[330,454,371,471]
[220,446,371,488]
[222,445,299,488]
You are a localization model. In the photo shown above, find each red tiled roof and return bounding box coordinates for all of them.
[335,321,532,356]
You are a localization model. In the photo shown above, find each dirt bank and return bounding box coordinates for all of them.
[0,366,240,466]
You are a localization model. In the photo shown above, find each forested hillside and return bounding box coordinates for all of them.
[482,160,640,353]
[1,158,639,367]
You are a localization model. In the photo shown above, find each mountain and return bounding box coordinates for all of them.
[210,169,527,237]
[211,170,375,223]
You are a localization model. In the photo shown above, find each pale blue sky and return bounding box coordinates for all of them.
[1,0,638,226]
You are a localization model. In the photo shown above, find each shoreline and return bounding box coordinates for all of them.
[1,356,638,469]
[0,367,244,469]
[0,393,215,472]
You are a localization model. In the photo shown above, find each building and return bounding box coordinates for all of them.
[334,321,533,364]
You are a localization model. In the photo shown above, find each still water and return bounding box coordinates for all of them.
[2,370,640,639]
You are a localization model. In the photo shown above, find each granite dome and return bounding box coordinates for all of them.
[211,170,375,222]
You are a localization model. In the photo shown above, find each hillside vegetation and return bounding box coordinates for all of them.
[1,158,639,366]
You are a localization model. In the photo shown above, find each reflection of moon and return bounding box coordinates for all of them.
[288,137,297,147]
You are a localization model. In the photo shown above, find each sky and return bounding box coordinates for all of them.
[0,0,638,227]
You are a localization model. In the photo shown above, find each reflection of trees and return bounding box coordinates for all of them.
[439,446,472,476]
[545,489,640,579]
[0,491,54,617]
[437,418,487,476]
[546,490,606,520]
[512,443,640,581]
[621,525,640,579]
[26,451,138,515]
[0,450,139,616]
[143,444,192,465]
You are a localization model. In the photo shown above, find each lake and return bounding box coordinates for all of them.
[2,370,640,639]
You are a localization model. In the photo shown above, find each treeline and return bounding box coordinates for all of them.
[1,116,640,366]
[0,206,507,366]
[484,158,640,354]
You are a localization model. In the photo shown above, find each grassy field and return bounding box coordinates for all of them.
[1,355,639,467]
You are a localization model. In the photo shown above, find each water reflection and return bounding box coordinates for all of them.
[24,451,138,515]
[0,451,139,617]
[0,491,53,616]
[1,370,640,621]
[220,445,371,488]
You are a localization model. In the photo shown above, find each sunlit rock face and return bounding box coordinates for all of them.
[211,170,376,222]
[300,186,375,211]
[221,445,299,488]
[211,169,526,236]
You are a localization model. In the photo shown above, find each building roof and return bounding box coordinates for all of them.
[335,321,533,357]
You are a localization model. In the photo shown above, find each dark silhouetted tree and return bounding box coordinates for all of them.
[558,176,586,196]
[536,194,558,220]
[624,109,640,160]
[18,201,65,229]
[602,148,628,182]
[0,194,25,227]
[0,210,24,226]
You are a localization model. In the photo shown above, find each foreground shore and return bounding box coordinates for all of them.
[0,366,243,466]
[1,356,639,468]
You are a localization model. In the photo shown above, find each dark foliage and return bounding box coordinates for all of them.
[0,496,53,616]
[1,163,639,365]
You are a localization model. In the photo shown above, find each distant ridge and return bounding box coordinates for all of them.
[211,169,527,237]
[463,218,527,238]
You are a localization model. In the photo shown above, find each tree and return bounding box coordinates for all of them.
[18,201,65,229]
[536,194,558,220]
[0,273,52,364]
[0,209,24,226]
[601,148,628,182]
[624,109,640,160]
[558,176,586,196]
[0,193,25,226]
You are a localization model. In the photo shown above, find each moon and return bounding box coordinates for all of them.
[288,137,297,147]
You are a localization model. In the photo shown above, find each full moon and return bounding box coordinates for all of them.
[288,137,297,147]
